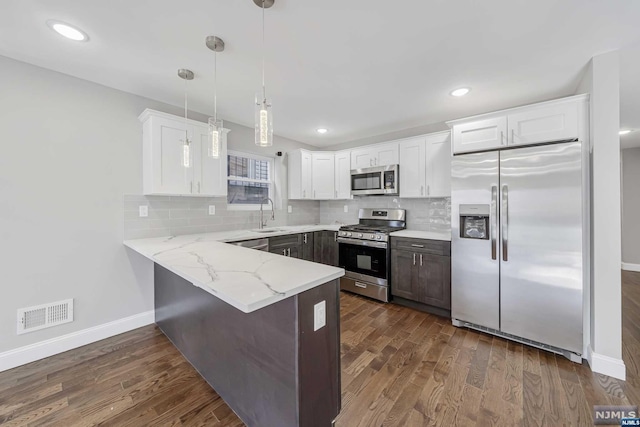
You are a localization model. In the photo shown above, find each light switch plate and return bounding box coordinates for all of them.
[139,205,148,217]
[313,300,326,331]
[208,205,216,215]
[288,205,292,213]
[344,205,349,213]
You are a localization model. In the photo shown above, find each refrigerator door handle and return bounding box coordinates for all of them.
[491,185,498,260]
[502,184,509,261]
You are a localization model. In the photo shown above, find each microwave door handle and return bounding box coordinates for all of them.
[491,185,498,260]
[502,184,508,261]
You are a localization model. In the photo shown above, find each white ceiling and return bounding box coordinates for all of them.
[1,0,640,148]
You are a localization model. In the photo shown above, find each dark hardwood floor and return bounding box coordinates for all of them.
[0,271,638,426]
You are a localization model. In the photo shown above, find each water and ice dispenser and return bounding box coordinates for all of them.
[459,204,490,240]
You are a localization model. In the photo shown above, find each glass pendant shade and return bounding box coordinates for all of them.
[208,118,223,158]
[182,135,192,168]
[255,93,273,147]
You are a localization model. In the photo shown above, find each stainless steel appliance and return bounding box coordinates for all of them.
[350,165,399,196]
[451,141,587,362]
[338,208,406,302]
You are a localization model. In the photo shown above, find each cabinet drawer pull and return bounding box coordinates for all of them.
[420,254,423,266]
[287,248,291,257]
[413,253,416,266]
[411,244,425,248]
[355,282,367,289]
[282,249,286,256]
[303,234,307,244]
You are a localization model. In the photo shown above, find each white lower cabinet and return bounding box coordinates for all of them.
[399,131,451,198]
[139,109,228,196]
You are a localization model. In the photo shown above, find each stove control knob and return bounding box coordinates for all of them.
[347,232,352,237]
[358,233,363,238]
[376,235,382,240]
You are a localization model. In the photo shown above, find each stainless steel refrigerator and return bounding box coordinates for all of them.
[451,141,586,361]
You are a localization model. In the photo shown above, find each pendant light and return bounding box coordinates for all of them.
[206,36,225,158]
[178,68,194,168]
[254,0,274,147]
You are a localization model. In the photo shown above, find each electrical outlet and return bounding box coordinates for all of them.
[344,205,349,213]
[139,205,148,217]
[314,300,326,331]
[208,205,216,215]
[288,205,292,213]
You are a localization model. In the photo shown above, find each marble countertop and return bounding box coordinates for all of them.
[390,229,452,242]
[124,225,344,313]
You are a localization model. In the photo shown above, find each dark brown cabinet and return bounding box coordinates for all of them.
[390,237,451,314]
[301,232,314,261]
[269,234,302,259]
[313,231,339,266]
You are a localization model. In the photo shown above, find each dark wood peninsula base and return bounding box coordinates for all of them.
[154,264,341,427]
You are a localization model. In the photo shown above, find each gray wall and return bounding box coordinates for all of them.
[0,55,314,353]
[622,148,640,265]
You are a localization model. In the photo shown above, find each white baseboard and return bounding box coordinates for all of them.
[0,310,155,373]
[622,262,640,272]
[587,346,626,380]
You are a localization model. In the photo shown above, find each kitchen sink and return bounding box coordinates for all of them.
[251,228,284,233]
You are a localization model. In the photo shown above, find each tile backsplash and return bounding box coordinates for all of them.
[319,197,451,232]
[124,195,451,240]
[124,195,320,240]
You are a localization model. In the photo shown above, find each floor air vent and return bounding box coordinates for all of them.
[17,299,74,335]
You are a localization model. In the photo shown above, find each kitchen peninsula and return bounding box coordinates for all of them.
[124,227,345,427]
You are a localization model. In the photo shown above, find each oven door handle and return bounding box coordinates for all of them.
[336,237,388,249]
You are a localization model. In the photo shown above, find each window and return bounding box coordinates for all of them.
[227,151,273,208]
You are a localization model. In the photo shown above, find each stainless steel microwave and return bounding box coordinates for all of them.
[350,165,399,196]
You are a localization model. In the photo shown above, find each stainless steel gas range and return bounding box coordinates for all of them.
[337,208,406,302]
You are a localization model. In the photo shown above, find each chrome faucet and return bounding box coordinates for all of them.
[259,198,275,229]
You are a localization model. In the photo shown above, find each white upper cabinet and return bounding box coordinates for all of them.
[191,123,228,196]
[425,131,451,197]
[311,153,335,200]
[451,117,507,154]
[288,149,312,199]
[398,131,451,198]
[351,142,399,169]
[399,137,427,198]
[448,95,586,154]
[507,102,578,147]
[139,109,228,196]
[334,151,352,200]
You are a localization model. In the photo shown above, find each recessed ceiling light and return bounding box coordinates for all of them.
[619,129,632,135]
[47,20,89,42]
[316,128,328,134]
[450,87,470,97]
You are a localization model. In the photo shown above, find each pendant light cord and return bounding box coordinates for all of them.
[214,46,218,122]
[184,76,188,143]
[261,0,266,103]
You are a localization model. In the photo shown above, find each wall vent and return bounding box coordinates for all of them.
[17,299,74,335]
